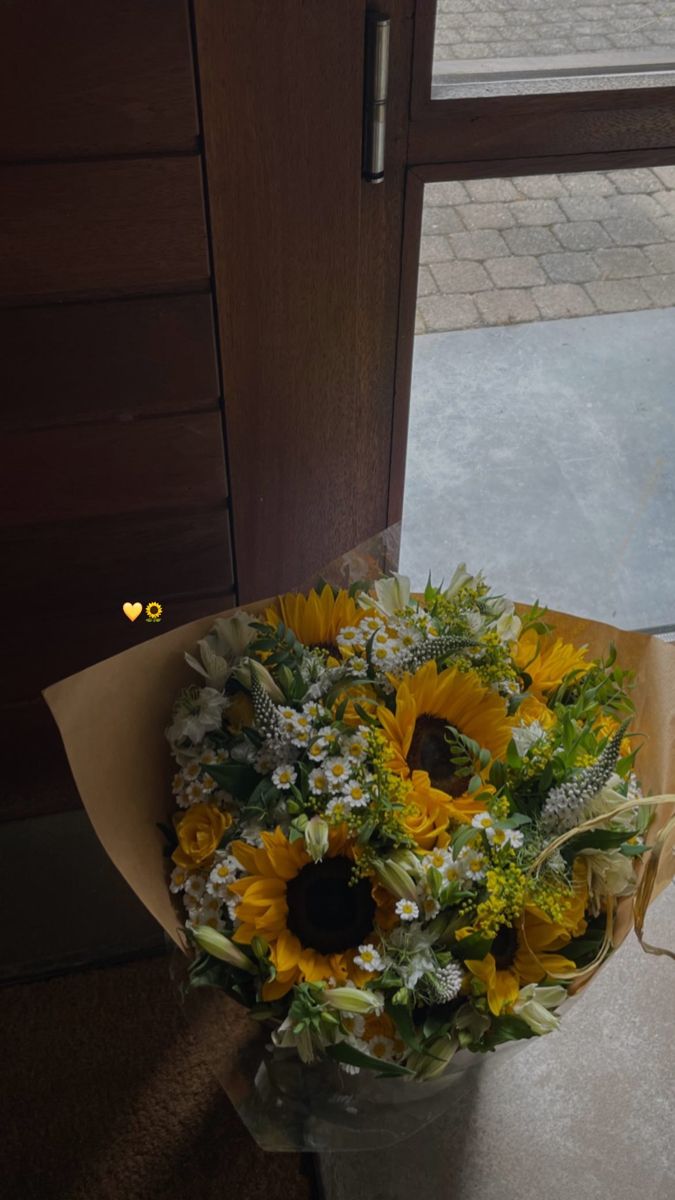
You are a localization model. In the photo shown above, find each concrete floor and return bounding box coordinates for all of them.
[400,306,675,630]
[320,885,675,1200]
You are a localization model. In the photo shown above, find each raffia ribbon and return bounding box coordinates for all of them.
[522,795,675,982]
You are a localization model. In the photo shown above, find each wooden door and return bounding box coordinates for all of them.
[1,1,418,822]
[0,1,235,820]
[192,0,417,601]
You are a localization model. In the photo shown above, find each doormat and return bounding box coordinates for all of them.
[2,955,315,1200]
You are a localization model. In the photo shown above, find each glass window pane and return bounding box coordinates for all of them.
[433,0,675,97]
[402,166,675,629]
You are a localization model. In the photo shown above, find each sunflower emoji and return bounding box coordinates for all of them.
[145,601,163,623]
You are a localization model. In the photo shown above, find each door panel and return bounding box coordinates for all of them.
[1,295,219,430]
[3,413,228,527]
[0,158,210,303]
[0,0,198,161]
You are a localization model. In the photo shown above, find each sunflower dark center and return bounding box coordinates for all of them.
[492,925,518,970]
[407,715,467,798]
[311,640,340,658]
[285,856,376,955]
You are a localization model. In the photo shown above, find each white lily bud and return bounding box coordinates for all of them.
[322,987,384,1015]
[375,859,419,901]
[408,1035,458,1080]
[388,848,424,879]
[513,984,566,1034]
[192,926,256,973]
[231,657,285,703]
[304,816,330,862]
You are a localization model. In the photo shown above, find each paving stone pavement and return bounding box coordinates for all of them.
[434,0,675,63]
[416,166,675,332]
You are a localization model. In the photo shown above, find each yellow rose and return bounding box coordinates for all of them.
[172,803,232,868]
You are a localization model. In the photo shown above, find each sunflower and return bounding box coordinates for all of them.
[515,629,589,699]
[375,662,512,821]
[228,825,386,1000]
[265,585,371,660]
[465,870,588,1015]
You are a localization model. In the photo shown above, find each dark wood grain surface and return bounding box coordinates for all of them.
[0,158,210,304]
[1,295,219,431]
[3,413,228,527]
[194,0,416,601]
[0,507,234,616]
[2,581,236,820]
[0,0,198,161]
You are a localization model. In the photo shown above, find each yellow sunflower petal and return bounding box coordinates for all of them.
[273,929,303,973]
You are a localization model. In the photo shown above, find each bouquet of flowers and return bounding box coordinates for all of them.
[164,567,674,1082]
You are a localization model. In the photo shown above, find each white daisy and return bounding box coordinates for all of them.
[487,826,525,850]
[169,866,188,893]
[462,852,487,881]
[425,847,451,871]
[353,944,385,973]
[309,768,330,795]
[471,811,494,832]
[421,894,441,920]
[307,736,329,762]
[367,1035,396,1061]
[325,797,350,822]
[325,757,351,786]
[395,898,419,921]
[184,873,207,900]
[272,764,297,790]
[342,780,368,807]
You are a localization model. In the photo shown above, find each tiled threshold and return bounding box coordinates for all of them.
[0,809,166,985]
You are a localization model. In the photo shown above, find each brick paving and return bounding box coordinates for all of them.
[416,166,675,331]
[434,0,675,63]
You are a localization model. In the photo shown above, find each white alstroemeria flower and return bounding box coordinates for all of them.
[362,573,411,617]
[584,779,636,826]
[577,848,637,916]
[443,563,474,600]
[495,607,522,644]
[166,687,229,747]
[512,720,547,757]
[513,984,567,1034]
[272,1014,317,1063]
[184,613,258,689]
[387,922,437,988]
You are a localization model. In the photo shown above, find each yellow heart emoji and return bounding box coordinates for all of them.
[123,601,143,622]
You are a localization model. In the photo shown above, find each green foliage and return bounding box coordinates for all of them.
[325,1042,414,1077]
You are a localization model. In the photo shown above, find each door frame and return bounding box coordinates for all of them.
[388,0,675,525]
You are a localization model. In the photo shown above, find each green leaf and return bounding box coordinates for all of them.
[325,1042,414,1077]
[451,823,478,855]
[562,828,634,859]
[619,842,650,857]
[205,762,259,800]
[484,1015,535,1046]
[506,739,521,769]
[452,932,493,961]
[385,999,423,1052]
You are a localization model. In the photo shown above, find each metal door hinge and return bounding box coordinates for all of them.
[363,11,390,183]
